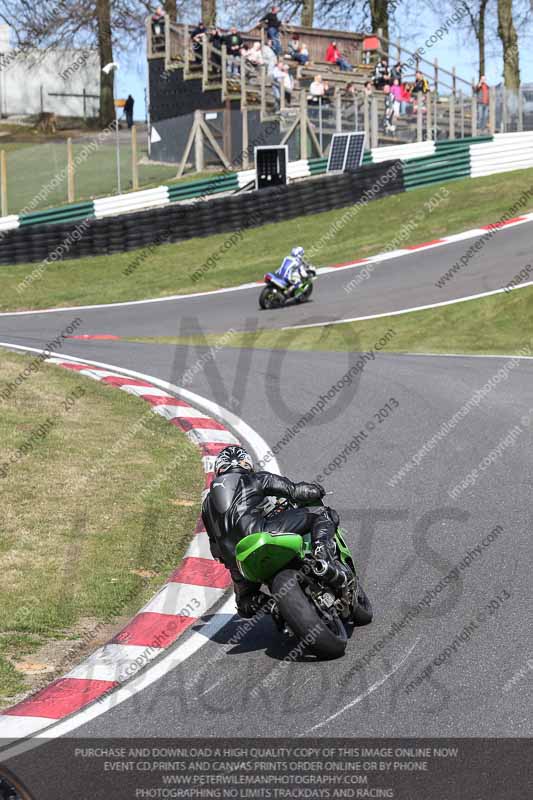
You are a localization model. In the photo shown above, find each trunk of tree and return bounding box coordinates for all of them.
[477,0,488,78]
[96,0,114,127]
[164,0,177,22]
[497,0,520,89]
[301,0,315,27]
[370,0,389,43]
[201,0,217,26]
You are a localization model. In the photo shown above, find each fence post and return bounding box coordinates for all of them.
[370,95,378,148]
[416,93,422,142]
[194,110,204,172]
[518,88,524,132]
[363,93,370,142]
[471,85,477,137]
[426,90,432,141]
[300,90,308,160]
[0,150,7,216]
[131,125,139,190]
[434,58,439,95]
[335,90,342,132]
[501,88,507,132]
[449,88,455,139]
[489,86,496,134]
[67,137,75,203]
[460,90,465,138]
[202,37,208,90]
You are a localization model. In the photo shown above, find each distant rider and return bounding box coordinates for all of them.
[275,246,315,297]
[202,445,339,618]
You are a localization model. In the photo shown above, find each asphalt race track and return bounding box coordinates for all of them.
[1,225,532,759]
[0,219,531,340]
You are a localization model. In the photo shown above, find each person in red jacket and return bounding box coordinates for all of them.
[325,40,353,72]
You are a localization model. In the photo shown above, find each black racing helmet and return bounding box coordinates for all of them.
[214,445,254,476]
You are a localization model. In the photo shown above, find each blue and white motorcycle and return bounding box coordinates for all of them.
[259,264,316,310]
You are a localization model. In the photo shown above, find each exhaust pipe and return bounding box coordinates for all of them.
[312,559,347,589]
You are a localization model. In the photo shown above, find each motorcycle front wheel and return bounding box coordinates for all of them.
[296,281,313,303]
[259,286,284,310]
[271,569,347,659]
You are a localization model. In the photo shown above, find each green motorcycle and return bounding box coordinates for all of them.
[235,499,373,659]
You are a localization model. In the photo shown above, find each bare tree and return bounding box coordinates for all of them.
[497,0,520,88]
[301,0,316,26]
[370,0,390,41]
[201,0,217,26]
[460,0,490,78]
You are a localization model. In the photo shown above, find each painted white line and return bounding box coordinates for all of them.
[388,351,533,362]
[283,279,533,331]
[2,214,533,318]
[305,637,421,733]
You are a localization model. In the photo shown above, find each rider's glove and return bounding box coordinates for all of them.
[293,481,326,503]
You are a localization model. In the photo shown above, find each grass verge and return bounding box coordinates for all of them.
[0,349,204,708]
[127,284,533,357]
[2,167,533,312]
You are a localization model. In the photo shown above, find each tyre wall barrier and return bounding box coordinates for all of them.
[0,160,404,266]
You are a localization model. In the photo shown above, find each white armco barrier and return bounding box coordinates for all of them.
[470,132,533,178]
[0,215,20,232]
[93,186,169,218]
[371,140,436,162]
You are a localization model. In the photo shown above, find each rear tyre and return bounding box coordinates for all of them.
[259,286,284,310]
[352,585,373,626]
[271,569,347,659]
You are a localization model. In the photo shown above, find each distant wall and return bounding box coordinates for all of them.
[0,35,100,117]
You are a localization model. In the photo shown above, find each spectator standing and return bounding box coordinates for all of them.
[413,71,429,94]
[262,39,277,76]
[390,78,402,118]
[272,61,292,107]
[209,27,224,67]
[152,6,165,35]
[400,82,412,115]
[476,75,490,131]
[124,94,134,128]
[191,21,207,64]
[325,40,353,72]
[261,6,283,56]
[383,84,396,132]
[390,61,404,82]
[373,57,389,89]
[226,26,244,77]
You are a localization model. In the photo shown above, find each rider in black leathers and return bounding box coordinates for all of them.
[201,446,339,618]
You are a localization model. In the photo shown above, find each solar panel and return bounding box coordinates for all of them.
[328,135,349,172]
[327,132,366,172]
[345,132,366,170]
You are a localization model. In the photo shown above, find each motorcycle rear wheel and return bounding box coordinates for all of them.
[259,286,284,310]
[271,568,347,659]
[352,585,373,626]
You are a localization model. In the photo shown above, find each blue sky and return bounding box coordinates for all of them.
[117,7,532,120]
